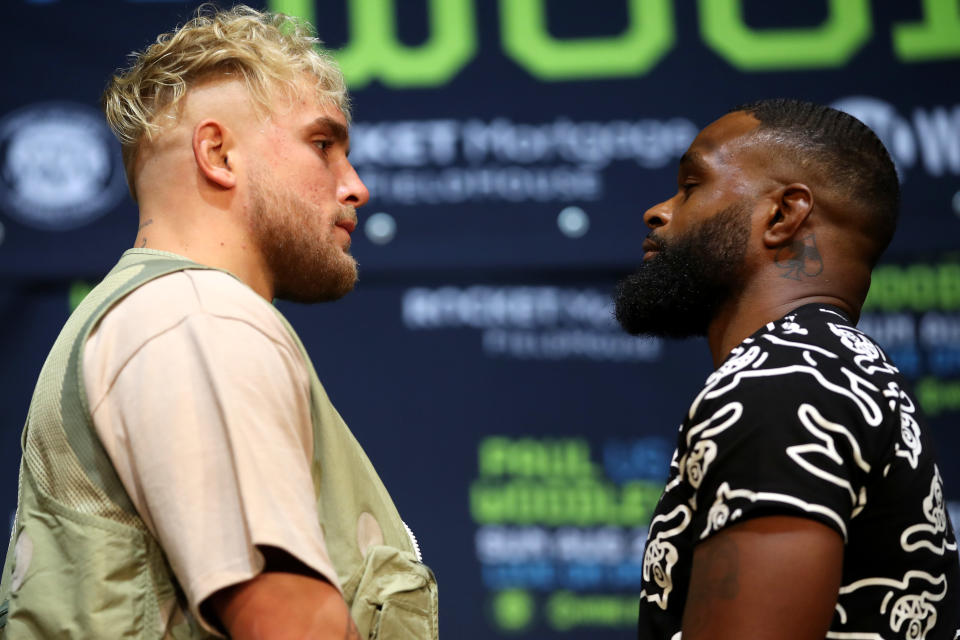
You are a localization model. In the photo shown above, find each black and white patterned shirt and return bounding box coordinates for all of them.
[638,304,960,639]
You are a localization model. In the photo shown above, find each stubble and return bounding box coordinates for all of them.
[248,172,359,303]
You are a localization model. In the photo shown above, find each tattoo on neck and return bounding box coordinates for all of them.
[139,237,147,248]
[775,232,824,280]
[138,218,153,231]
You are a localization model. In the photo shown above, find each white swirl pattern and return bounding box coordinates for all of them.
[638,306,959,639]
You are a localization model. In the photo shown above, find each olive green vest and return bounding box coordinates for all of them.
[0,250,438,639]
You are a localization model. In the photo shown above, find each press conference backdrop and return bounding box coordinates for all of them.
[2,0,959,635]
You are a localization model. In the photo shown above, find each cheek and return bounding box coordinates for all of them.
[662,208,694,238]
[303,179,335,203]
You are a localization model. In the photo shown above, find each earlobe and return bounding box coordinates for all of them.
[762,184,813,248]
[193,120,236,190]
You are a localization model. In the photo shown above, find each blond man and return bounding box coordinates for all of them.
[0,6,437,639]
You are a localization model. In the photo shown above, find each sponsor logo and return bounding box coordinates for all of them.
[402,285,662,362]
[0,102,126,230]
[351,117,696,206]
[471,435,669,631]
[270,0,960,88]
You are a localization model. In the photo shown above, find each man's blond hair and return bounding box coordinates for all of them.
[102,4,349,200]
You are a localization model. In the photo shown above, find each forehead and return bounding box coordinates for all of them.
[684,111,763,172]
[269,80,348,130]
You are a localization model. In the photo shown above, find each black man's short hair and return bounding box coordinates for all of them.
[733,98,900,265]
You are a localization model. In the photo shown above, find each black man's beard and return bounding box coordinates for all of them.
[614,202,750,338]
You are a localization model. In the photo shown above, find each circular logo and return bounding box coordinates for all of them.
[490,589,535,632]
[0,102,127,230]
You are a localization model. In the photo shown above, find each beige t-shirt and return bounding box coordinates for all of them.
[82,269,340,634]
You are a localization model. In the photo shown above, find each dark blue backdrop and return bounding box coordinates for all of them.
[2,1,959,636]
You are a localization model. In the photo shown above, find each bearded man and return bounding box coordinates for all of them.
[0,6,436,639]
[616,99,959,639]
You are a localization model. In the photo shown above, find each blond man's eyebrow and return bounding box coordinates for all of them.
[310,116,349,143]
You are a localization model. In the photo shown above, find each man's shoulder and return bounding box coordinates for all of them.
[730,304,892,374]
[84,269,309,407]
[95,269,290,347]
[759,304,896,375]
[692,305,902,419]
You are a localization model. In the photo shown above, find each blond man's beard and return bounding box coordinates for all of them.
[248,174,358,303]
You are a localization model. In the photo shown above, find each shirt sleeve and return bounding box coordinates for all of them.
[86,307,340,635]
[685,372,875,544]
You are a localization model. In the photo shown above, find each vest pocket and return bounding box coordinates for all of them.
[371,594,434,639]
[343,545,438,640]
[8,494,154,638]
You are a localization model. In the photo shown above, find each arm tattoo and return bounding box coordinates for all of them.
[775,232,824,280]
[683,536,740,635]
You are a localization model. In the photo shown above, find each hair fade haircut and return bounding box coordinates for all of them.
[732,98,901,265]
[102,3,350,201]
